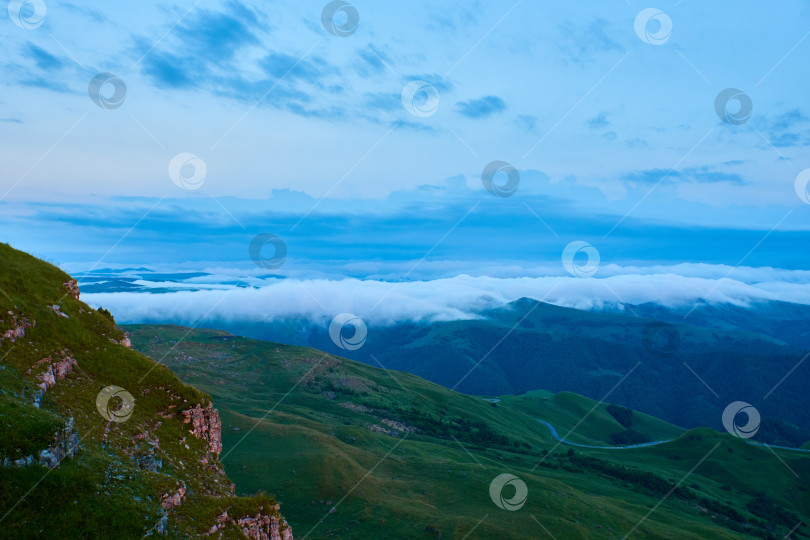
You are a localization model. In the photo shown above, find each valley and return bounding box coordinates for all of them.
[126,324,810,539]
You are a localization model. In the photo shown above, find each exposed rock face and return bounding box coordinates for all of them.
[181,402,222,455]
[1,313,33,343]
[133,453,163,472]
[31,388,43,408]
[237,512,294,540]
[37,417,79,468]
[2,417,79,469]
[63,279,80,300]
[48,304,69,318]
[161,481,187,510]
[207,511,231,535]
[109,337,132,348]
[205,511,293,539]
[27,351,78,392]
[155,514,168,536]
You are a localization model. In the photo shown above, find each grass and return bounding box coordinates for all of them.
[0,242,292,538]
[126,323,810,539]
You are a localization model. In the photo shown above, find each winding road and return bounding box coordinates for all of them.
[536,419,810,453]
[536,419,672,450]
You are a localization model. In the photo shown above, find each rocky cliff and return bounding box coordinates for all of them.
[0,243,294,538]
[182,402,223,456]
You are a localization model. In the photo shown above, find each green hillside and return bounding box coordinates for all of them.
[0,243,293,538]
[126,324,810,540]
[200,299,810,446]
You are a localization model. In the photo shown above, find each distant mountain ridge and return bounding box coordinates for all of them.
[198,298,810,447]
[602,300,810,350]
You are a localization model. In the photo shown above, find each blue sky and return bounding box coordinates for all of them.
[1,0,810,288]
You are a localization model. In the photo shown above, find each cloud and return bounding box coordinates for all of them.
[260,52,333,85]
[623,166,745,185]
[625,137,648,148]
[757,108,810,148]
[515,114,537,132]
[174,1,261,62]
[82,269,810,327]
[427,2,480,32]
[456,95,506,118]
[140,50,197,88]
[61,2,111,24]
[404,74,454,93]
[354,45,390,78]
[557,18,623,64]
[24,44,67,71]
[8,44,76,92]
[363,92,402,112]
[587,113,609,129]
[137,2,260,89]
[18,76,72,93]
[133,3,361,121]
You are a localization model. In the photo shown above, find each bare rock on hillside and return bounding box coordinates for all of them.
[237,511,294,540]
[63,279,80,300]
[182,402,222,455]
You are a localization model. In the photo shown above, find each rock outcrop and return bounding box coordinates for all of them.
[0,243,296,538]
[63,279,80,300]
[205,510,293,539]
[109,337,132,348]
[181,402,222,455]
[161,481,187,510]
[207,511,231,535]
[2,417,79,469]
[237,511,294,540]
[26,350,78,392]
[133,452,163,472]
[48,304,69,318]
[1,312,33,343]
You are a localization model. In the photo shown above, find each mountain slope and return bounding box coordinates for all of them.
[610,300,810,350]
[0,243,293,539]
[126,323,810,540]
[194,299,810,446]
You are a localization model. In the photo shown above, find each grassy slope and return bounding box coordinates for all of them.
[499,390,685,445]
[0,243,291,539]
[126,324,810,540]
[208,302,810,444]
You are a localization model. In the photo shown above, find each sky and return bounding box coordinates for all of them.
[1,0,810,320]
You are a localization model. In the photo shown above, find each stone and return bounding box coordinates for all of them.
[63,280,80,300]
[48,305,69,318]
[2,315,32,342]
[34,353,77,393]
[155,515,168,536]
[133,453,162,472]
[236,513,293,540]
[161,482,186,510]
[181,402,222,455]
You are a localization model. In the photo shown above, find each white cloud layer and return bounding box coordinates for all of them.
[82,270,810,326]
